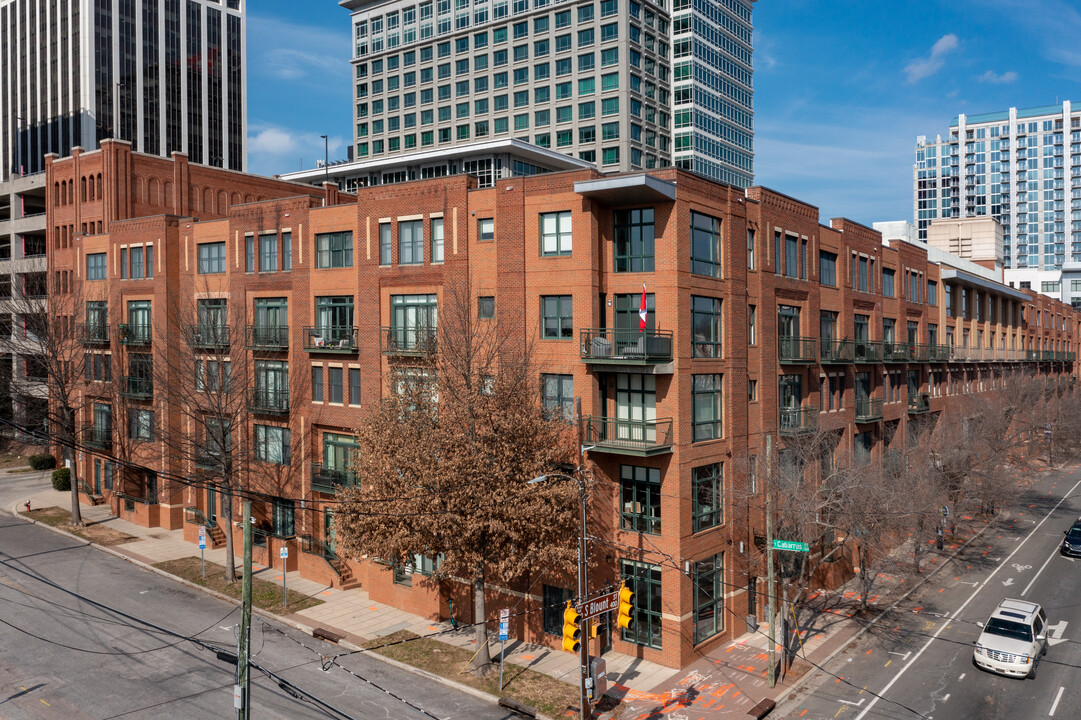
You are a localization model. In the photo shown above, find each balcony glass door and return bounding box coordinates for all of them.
[254,298,287,345]
[197,298,228,343]
[255,360,288,407]
[855,372,871,406]
[779,374,801,430]
[315,296,355,345]
[127,300,151,341]
[93,402,111,440]
[207,483,217,524]
[615,373,656,443]
[778,305,800,358]
[390,294,437,351]
[323,433,357,481]
[87,301,108,339]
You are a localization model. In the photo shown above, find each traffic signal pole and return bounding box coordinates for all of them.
[765,434,776,688]
[575,400,590,720]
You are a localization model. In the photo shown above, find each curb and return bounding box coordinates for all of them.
[7,504,556,719]
[770,517,996,711]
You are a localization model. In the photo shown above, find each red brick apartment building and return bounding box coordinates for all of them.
[46,142,1080,670]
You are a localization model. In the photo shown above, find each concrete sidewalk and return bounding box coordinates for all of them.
[9,487,989,719]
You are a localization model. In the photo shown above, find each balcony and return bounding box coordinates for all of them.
[579,328,674,368]
[778,336,817,364]
[907,344,930,363]
[247,386,290,415]
[118,323,151,346]
[908,394,930,414]
[853,341,884,363]
[778,405,818,436]
[380,326,437,357]
[77,323,110,345]
[195,450,225,472]
[185,324,231,351]
[820,339,854,363]
[881,341,909,363]
[303,326,359,353]
[927,344,951,362]
[120,375,153,399]
[83,424,112,451]
[855,397,883,423]
[246,325,289,350]
[582,416,673,456]
[311,463,359,494]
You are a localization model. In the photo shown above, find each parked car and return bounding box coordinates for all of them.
[1062,521,1081,557]
[973,599,1048,679]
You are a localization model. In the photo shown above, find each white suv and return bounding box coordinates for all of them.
[973,599,1048,679]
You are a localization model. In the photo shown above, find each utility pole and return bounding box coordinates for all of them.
[765,434,776,688]
[575,398,590,720]
[236,500,252,720]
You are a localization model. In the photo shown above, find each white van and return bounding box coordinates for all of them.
[972,599,1048,679]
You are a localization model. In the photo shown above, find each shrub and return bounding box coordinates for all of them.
[51,467,71,492]
[29,453,57,470]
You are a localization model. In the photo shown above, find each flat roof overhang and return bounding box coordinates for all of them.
[574,174,676,206]
[940,268,1030,302]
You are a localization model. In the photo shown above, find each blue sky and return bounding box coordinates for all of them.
[247,0,1081,225]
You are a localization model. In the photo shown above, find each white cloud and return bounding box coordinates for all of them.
[978,70,1018,84]
[249,128,298,157]
[247,125,348,178]
[904,33,959,84]
[247,16,351,86]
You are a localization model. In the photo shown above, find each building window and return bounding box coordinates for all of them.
[692,374,722,441]
[197,242,226,274]
[693,554,724,644]
[379,223,392,265]
[882,268,895,297]
[621,559,662,649]
[260,233,278,272]
[478,296,495,319]
[282,232,292,271]
[87,253,107,280]
[245,236,255,272]
[819,251,836,287]
[399,220,424,264]
[128,409,154,440]
[541,373,574,420]
[690,210,721,277]
[478,217,495,242]
[620,465,660,534]
[927,280,937,306]
[541,295,573,339]
[255,425,291,465]
[312,366,324,402]
[315,231,354,268]
[692,463,721,532]
[784,234,797,278]
[432,218,445,262]
[329,367,344,403]
[748,305,756,345]
[613,208,655,272]
[272,497,295,537]
[130,246,145,279]
[540,211,572,256]
[747,229,755,270]
[349,368,361,405]
[691,296,722,358]
[543,585,573,635]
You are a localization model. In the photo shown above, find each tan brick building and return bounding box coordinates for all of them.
[47,142,1080,670]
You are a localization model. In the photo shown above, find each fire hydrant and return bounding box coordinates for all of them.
[24,500,31,513]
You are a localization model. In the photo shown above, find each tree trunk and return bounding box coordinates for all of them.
[470,562,491,676]
[63,413,83,526]
[223,487,237,582]
[913,514,926,574]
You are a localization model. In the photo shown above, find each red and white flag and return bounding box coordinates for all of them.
[639,283,648,331]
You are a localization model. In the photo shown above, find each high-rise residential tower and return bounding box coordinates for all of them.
[915,101,1079,272]
[0,0,247,441]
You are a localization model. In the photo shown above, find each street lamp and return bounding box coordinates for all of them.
[320,134,329,185]
[529,468,591,720]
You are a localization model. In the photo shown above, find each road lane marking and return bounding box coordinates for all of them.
[1002,577,1015,587]
[958,673,965,681]
[887,651,911,659]
[942,693,950,702]
[1022,545,1060,596]
[839,698,865,707]
[1049,686,1064,716]
[854,476,1081,720]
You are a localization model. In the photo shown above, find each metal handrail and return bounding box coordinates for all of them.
[246,324,289,349]
[183,506,215,528]
[907,394,930,413]
[118,323,152,345]
[853,341,884,363]
[855,397,883,422]
[82,423,112,450]
[77,323,110,344]
[380,325,437,355]
[185,324,231,349]
[820,338,854,363]
[582,416,674,452]
[778,405,818,435]
[778,335,817,363]
[247,386,290,414]
[579,328,674,361]
[121,375,153,398]
[311,463,359,493]
[303,326,359,352]
[300,534,344,576]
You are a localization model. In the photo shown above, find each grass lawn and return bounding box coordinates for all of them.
[154,557,324,615]
[367,630,580,718]
[22,506,136,546]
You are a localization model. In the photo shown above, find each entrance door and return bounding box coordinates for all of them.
[255,360,289,408]
[778,374,801,430]
[324,509,337,557]
[254,298,288,345]
[93,460,101,494]
[207,483,217,524]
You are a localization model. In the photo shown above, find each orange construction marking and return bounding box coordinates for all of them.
[800,711,808,717]
[865,648,873,655]
[521,654,535,661]
[369,605,379,611]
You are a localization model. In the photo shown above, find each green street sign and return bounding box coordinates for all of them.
[772,539,809,553]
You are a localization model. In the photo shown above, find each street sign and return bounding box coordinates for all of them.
[280,546,289,560]
[576,590,619,620]
[498,608,510,641]
[941,504,949,518]
[772,539,809,553]
[198,525,207,548]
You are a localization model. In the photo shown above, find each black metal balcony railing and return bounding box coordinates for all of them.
[927,344,951,362]
[582,416,674,456]
[118,323,151,346]
[855,397,884,422]
[247,386,290,415]
[185,324,230,350]
[579,328,674,363]
[380,326,438,356]
[881,341,908,363]
[120,375,153,399]
[908,394,930,413]
[820,338,854,363]
[77,323,110,345]
[853,341,884,363]
[195,450,226,471]
[310,463,359,494]
[247,325,289,350]
[908,344,930,363]
[83,423,112,451]
[778,336,817,363]
[303,326,359,353]
[779,405,818,435]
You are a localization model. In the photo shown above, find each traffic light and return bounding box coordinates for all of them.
[617,581,634,631]
[562,601,582,652]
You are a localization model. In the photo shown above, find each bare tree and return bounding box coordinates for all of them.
[335,284,579,676]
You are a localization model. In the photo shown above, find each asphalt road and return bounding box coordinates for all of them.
[0,499,523,720]
[777,466,1081,720]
